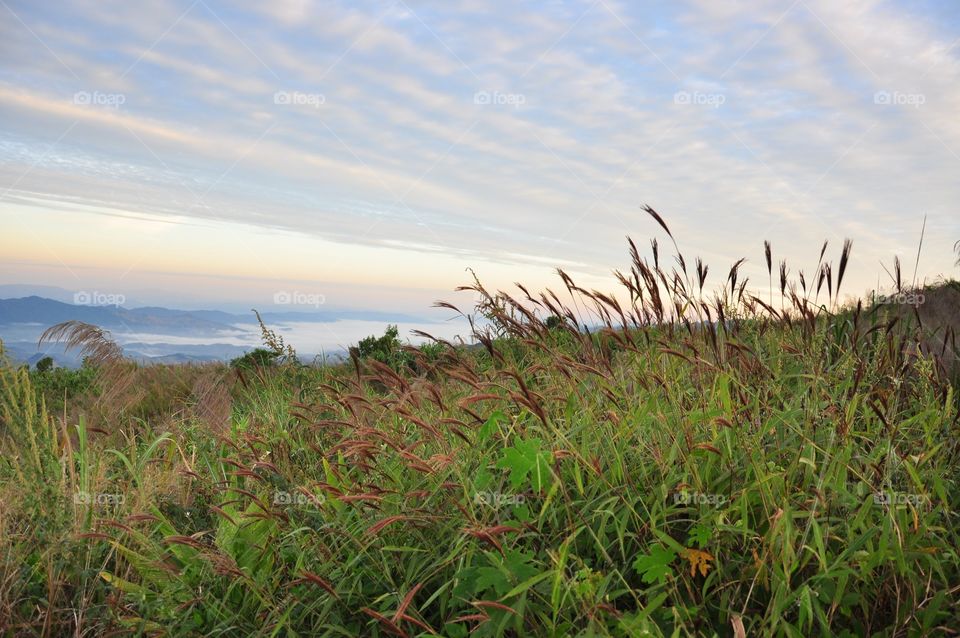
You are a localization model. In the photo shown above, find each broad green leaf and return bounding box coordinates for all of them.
[688,524,711,549]
[496,438,552,491]
[632,546,676,585]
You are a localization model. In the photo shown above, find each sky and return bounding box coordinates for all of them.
[1,0,959,317]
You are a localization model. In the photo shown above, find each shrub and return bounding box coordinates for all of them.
[230,347,280,371]
[350,324,413,371]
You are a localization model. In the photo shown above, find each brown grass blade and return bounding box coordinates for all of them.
[393,582,424,622]
[366,515,412,536]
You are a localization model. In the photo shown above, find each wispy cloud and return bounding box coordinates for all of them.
[1,0,958,308]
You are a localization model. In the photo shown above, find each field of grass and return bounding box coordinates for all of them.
[2,219,959,636]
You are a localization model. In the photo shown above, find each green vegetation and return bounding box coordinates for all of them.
[230,347,282,371]
[350,324,413,370]
[34,356,54,373]
[1,219,958,636]
[28,358,98,414]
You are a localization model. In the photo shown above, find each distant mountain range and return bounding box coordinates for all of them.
[0,296,233,336]
[0,294,433,367]
[0,296,425,332]
[0,341,256,368]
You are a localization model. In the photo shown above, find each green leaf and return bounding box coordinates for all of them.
[478,410,507,443]
[632,546,676,585]
[443,623,469,638]
[687,524,711,549]
[511,503,532,522]
[474,466,493,491]
[496,438,552,491]
[502,570,553,599]
[475,566,511,597]
[503,549,538,584]
[100,570,149,597]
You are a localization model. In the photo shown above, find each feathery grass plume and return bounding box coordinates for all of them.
[817,240,829,268]
[764,240,773,303]
[727,258,746,298]
[954,239,960,266]
[816,264,827,301]
[675,252,688,277]
[626,236,641,271]
[37,322,142,420]
[642,204,685,278]
[0,359,57,482]
[642,204,673,243]
[825,263,834,305]
[252,310,297,362]
[837,239,853,302]
[189,372,233,435]
[39,321,124,367]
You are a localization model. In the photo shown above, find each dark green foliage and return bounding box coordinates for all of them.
[544,315,564,330]
[29,359,98,412]
[350,324,413,371]
[229,347,280,370]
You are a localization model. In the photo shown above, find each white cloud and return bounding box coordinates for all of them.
[1,0,958,308]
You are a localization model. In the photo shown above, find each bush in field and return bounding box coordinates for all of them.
[544,314,564,330]
[229,347,280,371]
[29,358,98,413]
[350,324,413,371]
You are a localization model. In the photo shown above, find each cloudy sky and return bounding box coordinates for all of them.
[1,0,958,315]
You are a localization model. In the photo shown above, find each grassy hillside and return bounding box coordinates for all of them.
[2,226,958,636]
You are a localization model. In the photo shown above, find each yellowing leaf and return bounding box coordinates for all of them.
[680,548,714,577]
[731,614,746,638]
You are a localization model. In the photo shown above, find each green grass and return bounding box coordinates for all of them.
[1,233,958,636]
